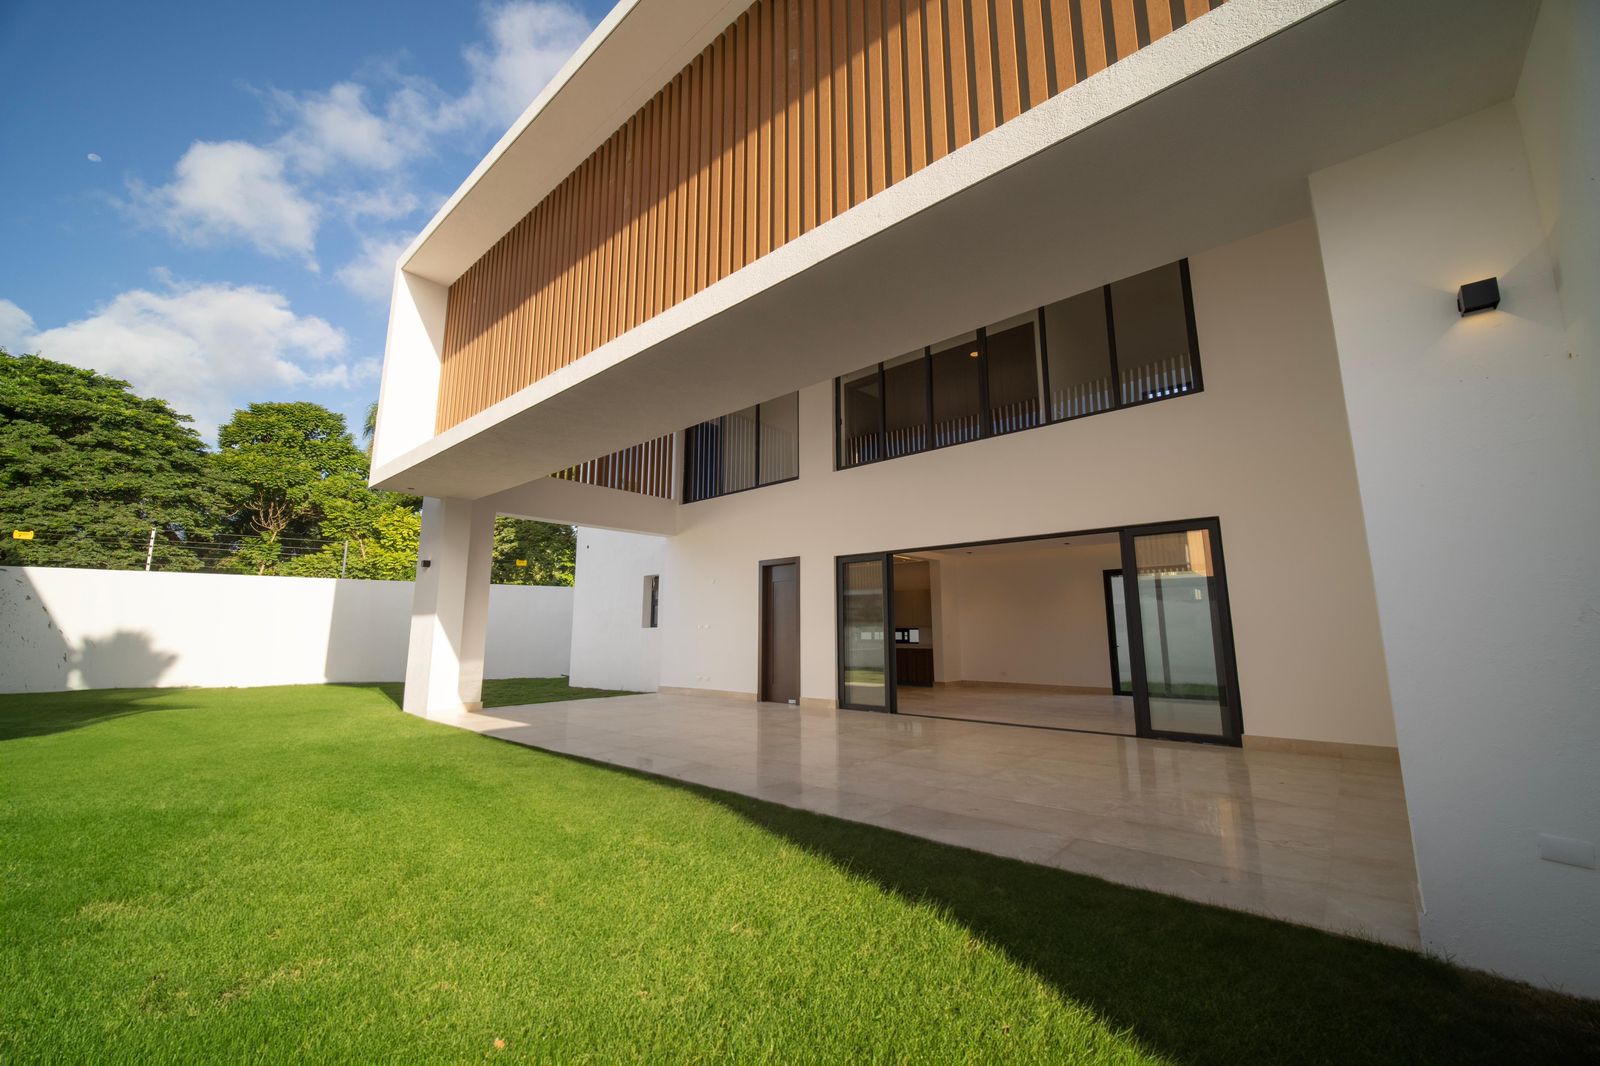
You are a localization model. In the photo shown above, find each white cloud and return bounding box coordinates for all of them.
[273,81,423,175]
[129,3,593,268]
[14,283,354,444]
[336,236,411,303]
[0,298,35,351]
[441,1,592,131]
[87,152,102,163]
[135,141,320,266]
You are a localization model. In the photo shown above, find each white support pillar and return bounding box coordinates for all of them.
[403,497,496,718]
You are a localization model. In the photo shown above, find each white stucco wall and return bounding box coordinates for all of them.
[0,567,572,693]
[1309,100,1600,996]
[638,216,1395,748]
[568,527,664,693]
[1515,0,1600,492]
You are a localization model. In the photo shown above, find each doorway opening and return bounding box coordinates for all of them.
[833,519,1243,744]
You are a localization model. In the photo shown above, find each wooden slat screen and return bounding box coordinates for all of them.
[550,433,678,499]
[437,0,1226,431]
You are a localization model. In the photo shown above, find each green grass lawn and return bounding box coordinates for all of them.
[2,683,1596,1064]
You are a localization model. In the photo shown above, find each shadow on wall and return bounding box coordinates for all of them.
[0,567,178,694]
[75,631,179,690]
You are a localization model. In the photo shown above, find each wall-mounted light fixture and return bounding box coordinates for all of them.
[1457,277,1500,316]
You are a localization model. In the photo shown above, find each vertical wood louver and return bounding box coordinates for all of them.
[436,0,1226,431]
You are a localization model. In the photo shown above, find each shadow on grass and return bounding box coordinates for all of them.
[0,687,192,742]
[354,678,638,712]
[500,741,1600,1066]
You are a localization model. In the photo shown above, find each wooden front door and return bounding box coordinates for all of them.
[760,560,800,704]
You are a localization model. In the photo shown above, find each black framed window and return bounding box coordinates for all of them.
[930,331,984,448]
[883,350,929,458]
[1109,261,1200,404]
[833,259,1202,470]
[683,392,800,503]
[1042,288,1115,421]
[983,312,1043,435]
[837,366,883,468]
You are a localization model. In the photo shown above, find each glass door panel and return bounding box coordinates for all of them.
[1123,523,1239,742]
[1103,569,1132,696]
[838,554,893,712]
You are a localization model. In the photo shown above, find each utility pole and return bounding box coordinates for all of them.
[144,528,156,571]
[340,539,349,579]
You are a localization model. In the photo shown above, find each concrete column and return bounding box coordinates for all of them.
[1309,103,1600,996]
[403,496,496,718]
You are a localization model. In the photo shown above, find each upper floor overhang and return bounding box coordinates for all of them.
[372,0,1541,500]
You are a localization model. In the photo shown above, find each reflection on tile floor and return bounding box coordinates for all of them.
[438,693,1419,948]
[896,685,1138,733]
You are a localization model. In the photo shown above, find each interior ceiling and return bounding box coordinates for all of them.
[377,0,1539,499]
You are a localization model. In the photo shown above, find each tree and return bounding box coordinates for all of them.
[280,501,421,580]
[491,518,576,586]
[362,400,379,458]
[212,403,371,574]
[0,348,222,570]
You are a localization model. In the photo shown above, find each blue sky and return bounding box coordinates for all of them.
[0,0,611,445]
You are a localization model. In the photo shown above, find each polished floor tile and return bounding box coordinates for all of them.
[441,693,1419,947]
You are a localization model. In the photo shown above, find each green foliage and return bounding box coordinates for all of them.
[212,403,374,574]
[492,516,576,586]
[0,354,570,583]
[0,348,222,570]
[280,502,422,581]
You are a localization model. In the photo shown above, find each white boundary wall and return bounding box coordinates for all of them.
[0,566,572,693]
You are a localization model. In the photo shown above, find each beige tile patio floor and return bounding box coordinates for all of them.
[438,692,1420,947]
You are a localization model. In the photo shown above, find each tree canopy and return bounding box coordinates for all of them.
[0,349,577,584]
[0,348,223,569]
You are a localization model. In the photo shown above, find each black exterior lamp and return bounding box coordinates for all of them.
[1457,277,1500,316]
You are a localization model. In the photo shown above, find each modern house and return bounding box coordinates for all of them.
[371,0,1599,996]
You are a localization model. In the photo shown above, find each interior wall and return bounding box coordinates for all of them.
[657,216,1397,748]
[934,542,1122,689]
[1309,99,1600,996]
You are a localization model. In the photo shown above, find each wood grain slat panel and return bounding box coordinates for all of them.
[816,0,836,222]
[1043,0,1076,94]
[830,0,850,218]
[758,0,774,256]
[848,0,869,206]
[1019,0,1049,107]
[969,0,998,135]
[785,0,803,243]
[944,0,974,148]
[800,0,818,232]
[885,0,907,184]
[1108,0,1139,62]
[864,0,886,196]
[994,0,1024,121]
[924,0,951,158]
[1080,0,1109,76]
[433,0,1227,431]
[1146,0,1174,40]
[904,0,929,171]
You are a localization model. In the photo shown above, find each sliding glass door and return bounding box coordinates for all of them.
[836,553,894,712]
[1120,520,1241,743]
